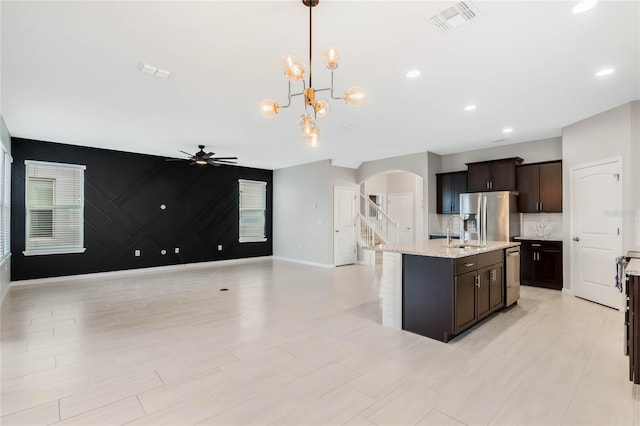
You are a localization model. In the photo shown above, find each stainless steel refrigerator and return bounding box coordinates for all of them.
[459,191,520,243]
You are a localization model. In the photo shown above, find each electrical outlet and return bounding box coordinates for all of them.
[174,247,179,254]
[218,245,223,251]
[134,249,141,257]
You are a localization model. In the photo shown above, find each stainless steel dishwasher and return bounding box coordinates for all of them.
[506,246,521,306]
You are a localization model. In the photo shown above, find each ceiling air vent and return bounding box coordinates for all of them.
[431,2,479,32]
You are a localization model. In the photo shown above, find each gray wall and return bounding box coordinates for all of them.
[358,152,431,240]
[1,115,11,303]
[440,137,562,172]
[561,101,640,291]
[273,159,357,266]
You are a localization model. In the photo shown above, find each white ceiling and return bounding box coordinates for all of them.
[2,1,639,170]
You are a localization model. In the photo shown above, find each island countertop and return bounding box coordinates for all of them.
[628,259,640,276]
[373,239,520,259]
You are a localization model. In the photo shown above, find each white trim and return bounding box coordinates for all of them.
[23,247,86,256]
[562,287,574,296]
[0,254,11,305]
[238,237,268,243]
[10,256,274,287]
[25,160,86,170]
[272,256,334,268]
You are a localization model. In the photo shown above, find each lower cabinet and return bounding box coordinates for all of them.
[454,254,504,335]
[628,274,639,384]
[520,240,562,290]
[402,249,507,342]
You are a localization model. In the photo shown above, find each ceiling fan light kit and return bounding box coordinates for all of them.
[260,0,365,147]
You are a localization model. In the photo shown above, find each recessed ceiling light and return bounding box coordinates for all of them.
[140,63,157,75]
[406,70,421,79]
[464,105,477,111]
[154,69,172,79]
[595,67,615,77]
[572,0,597,14]
[502,127,513,134]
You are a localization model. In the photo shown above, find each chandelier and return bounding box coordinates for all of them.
[259,0,365,147]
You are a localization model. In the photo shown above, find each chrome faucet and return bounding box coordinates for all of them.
[446,215,465,247]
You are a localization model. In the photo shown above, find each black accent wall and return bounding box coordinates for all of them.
[11,138,273,281]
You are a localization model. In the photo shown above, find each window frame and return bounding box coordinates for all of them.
[238,179,267,243]
[23,160,87,256]
[0,149,11,262]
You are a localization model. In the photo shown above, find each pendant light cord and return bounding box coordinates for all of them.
[309,3,312,90]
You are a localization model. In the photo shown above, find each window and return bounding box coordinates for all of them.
[0,150,11,261]
[24,160,86,256]
[239,179,267,243]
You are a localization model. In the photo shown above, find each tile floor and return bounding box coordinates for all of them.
[1,258,639,425]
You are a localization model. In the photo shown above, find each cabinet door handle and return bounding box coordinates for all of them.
[465,263,474,267]
[475,275,480,287]
[490,181,493,189]
[531,243,541,247]
[486,181,490,189]
[536,202,540,211]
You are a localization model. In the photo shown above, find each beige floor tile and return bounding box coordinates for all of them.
[57,396,145,425]
[0,400,59,426]
[155,351,237,384]
[125,397,226,426]
[219,348,294,380]
[275,384,375,425]
[343,415,376,426]
[137,370,230,414]
[59,372,162,419]
[416,409,466,426]
[2,376,94,417]
[365,381,439,426]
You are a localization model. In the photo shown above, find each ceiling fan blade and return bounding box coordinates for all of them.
[165,158,186,162]
[207,160,221,167]
[210,157,238,160]
[207,152,215,157]
[210,159,237,164]
[179,150,194,157]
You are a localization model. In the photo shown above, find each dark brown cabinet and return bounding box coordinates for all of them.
[520,240,562,290]
[467,157,523,192]
[628,274,639,384]
[455,271,477,332]
[436,171,467,214]
[454,251,504,334]
[517,161,562,213]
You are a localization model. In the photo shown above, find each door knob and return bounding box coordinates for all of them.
[573,236,580,242]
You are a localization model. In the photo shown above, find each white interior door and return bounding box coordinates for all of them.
[334,186,357,266]
[571,159,623,309]
[388,192,412,243]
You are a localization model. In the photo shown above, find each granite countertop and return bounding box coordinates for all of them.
[627,259,640,277]
[374,240,520,259]
[514,236,563,242]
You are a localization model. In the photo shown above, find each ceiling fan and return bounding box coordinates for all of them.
[168,145,238,166]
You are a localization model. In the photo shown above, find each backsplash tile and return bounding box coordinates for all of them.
[521,213,563,240]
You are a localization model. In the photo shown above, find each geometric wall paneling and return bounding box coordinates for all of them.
[11,138,272,281]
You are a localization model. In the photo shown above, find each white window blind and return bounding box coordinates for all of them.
[0,150,11,261]
[239,179,267,243]
[24,160,86,256]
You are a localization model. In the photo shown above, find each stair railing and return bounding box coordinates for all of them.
[358,193,399,246]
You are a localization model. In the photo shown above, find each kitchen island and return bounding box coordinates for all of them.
[375,240,520,342]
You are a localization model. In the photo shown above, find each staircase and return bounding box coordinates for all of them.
[357,193,399,249]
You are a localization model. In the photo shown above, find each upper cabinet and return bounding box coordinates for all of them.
[436,171,467,214]
[466,157,523,192]
[517,161,562,213]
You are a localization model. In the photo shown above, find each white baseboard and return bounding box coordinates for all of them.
[10,256,274,287]
[272,256,334,268]
[562,287,574,296]
[1,254,11,305]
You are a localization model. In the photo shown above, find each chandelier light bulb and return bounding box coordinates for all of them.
[306,128,321,147]
[344,87,365,107]
[297,113,317,137]
[315,100,330,118]
[323,46,341,69]
[259,99,280,118]
[282,55,306,81]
